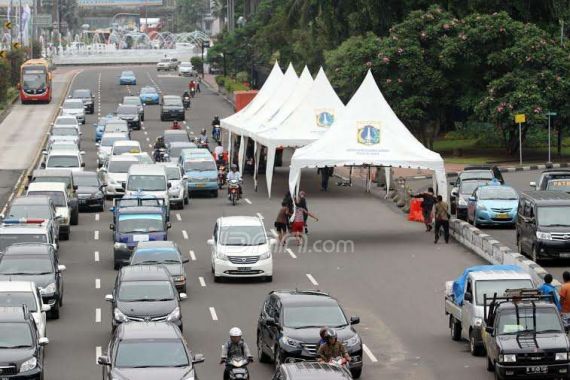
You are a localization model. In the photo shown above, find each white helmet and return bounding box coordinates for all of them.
[229,327,242,337]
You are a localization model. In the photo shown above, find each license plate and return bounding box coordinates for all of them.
[561,253,570,258]
[133,234,149,242]
[526,366,547,374]
[196,183,206,188]
[496,213,509,219]
[238,267,251,272]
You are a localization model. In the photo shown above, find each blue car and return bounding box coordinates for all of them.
[139,86,160,105]
[111,206,171,269]
[93,114,114,142]
[183,157,218,197]
[119,70,136,85]
[110,194,169,224]
[467,183,519,227]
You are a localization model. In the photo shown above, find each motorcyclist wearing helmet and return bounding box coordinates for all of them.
[198,128,208,144]
[226,164,242,198]
[220,327,253,380]
[212,115,220,127]
[153,136,166,162]
[182,90,190,99]
[317,329,351,364]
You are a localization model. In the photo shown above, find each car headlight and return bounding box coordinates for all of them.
[259,251,271,260]
[216,251,228,261]
[166,307,181,321]
[344,335,361,347]
[280,335,302,348]
[556,352,569,361]
[174,275,186,283]
[19,357,37,372]
[114,242,127,250]
[499,354,517,363]
[113,308,129,322]
[536,231,552,240]
[40,282,57,295]
[458,197,467,206]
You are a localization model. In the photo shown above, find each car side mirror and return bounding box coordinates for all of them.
[182,175,188,180]
[207,238,214,246]
[350,316,360,325]
[52,243,58,250]
[109,223,115,230]
[449,181,455,186]
[80,151,86,155]
[105,294,113,302]
[95,142,100,147]
[451,190,458,197]
[179,292,188,300]
[97,356,111,366]
[192,354,205,364]
[58,265,66,272]
[565,325,570,334]
[40,162,46,169]
[38,337,49,346]
[167,182,172,189]
[182,257,189,263]
[166,222,172,229]
[464,292,473,303]
[42,150,47,155]
[41,304,51,312]
[121,183,126,190]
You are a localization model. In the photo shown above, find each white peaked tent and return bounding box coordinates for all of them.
[253,67,344,197]
[288,71,448,200]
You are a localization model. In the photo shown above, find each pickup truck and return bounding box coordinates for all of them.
[110,195,168,224]
[483,289,570,379]
[445,265,535,356]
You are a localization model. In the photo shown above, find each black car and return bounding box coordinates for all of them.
[0,243,65,319]
[257,290,363,378]
[123,96,145,121]
[273,362,353,380]
[0,306,49,380]
[116,104,141,130]
[130,241,189,293]
[74,171,105,212]
[451,179,490,220]
[71,88,95,114]
[3,195,60,245]
[105,265,186,331]
[160,95,185,122]
[97,322,204,380]
[516,191,570,262]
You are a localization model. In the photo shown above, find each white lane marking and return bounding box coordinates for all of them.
[94,251,99,262]
[189,250,196,261]
[148,144,152,148]
[94,230,99,240]
[287,248,297,259]
[144,131,148,135]
[306,273,319,286]
[95,279,100,289]
[95,308,101,323]
[182,230,189,240]
[95,213,100,221]
[146,137,150,142]
[95,346,102,363]
[244,198,252,204]
[209,307,218,321]
[363,344,378,363]
[142,126,146,130]
[256,212,263,219]
[176,213,181,221]
[270,229,278,238]
[199,276,206,287]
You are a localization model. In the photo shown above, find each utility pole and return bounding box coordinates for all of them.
[226,0,234,32]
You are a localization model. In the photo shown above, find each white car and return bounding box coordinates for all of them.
[111,140,141,157]
[0,281,50,338]
[208,216,274,282]
[43,149,85,172]
[99,155,139,198]
[157,162,188,209]
[178,62,194,76]
[125,164,170,213]
[104,119,130,137]
[61,98,86,124]
[44,141,80,154]
[26,182,71,240]
[97,132,130,168]
[49,126,81,148]
[53,115,79,130]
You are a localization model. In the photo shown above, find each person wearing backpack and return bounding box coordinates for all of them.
[220,327,253,380]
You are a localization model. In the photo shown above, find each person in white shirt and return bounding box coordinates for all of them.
[226,164,242,198]
[214,142,224,161]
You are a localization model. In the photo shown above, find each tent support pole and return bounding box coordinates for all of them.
[253,141,261,192]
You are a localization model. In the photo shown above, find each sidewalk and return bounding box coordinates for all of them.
[202,73,219,92]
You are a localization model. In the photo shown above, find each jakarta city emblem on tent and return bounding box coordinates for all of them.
[357,122,381,145]
[315,109,335,128]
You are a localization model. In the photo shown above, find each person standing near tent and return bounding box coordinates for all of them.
[412,187,436,232]
[318,166,333,191]
[292,199,318,245]
[274,201,290,246]
[297,191,309,234]
[434,195,450,244]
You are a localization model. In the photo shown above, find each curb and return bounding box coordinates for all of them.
[202,79,235,108]
[0,91,21,125]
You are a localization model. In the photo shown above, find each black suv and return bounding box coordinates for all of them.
[516,191,570,262]
[116,104,141,130]
[105,265,186,331]
[160,95,185,121]
[273,362,353,380]
[70,88,95,114]
[98,322,204,380]
[0,306,49,379]
[0,243,65,319]
[257,290,363,378]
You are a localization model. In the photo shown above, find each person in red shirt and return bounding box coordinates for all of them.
[559,271,570,314]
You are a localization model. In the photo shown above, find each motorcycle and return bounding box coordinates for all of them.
[225,355,251,380]
[212,125,221,142]
[190,87,196,98]
[196,138,209,150]
[217,164,226,189]
[153,148,168,163]
[183,96,191,110]
[227,179,240,206]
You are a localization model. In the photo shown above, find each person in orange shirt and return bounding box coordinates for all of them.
[559,271,570,314]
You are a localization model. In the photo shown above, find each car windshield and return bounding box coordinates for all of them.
[283,305,348,329]
[27,191,65,207]
[546,180,570,192]
[133,154,153,164]
[117,105,138,114]
[0,234,47,251]
[55,118,77,126]
[108,161,135,174]
[46,155,79,168]
[7,204,51,219]
[184,161,216,172]
[537,206,570,227]
[115,340,189,368]
[0,293,37,312]
[113,145,140,155]
[124,98,141,106]
[460,181,488,195]
[118,214,164,233]
[219,225,266,246]
[118,280,174,301]
[51,128,78,136]
[64,101,83,109]
[0,323,33,348]
[127,175,166,191]
[72,89,90,97]
[49,143,77,151]
[164,97,182,106]
[474,279,534,305]
[478,187,518,200]
[0,256,52,274]
[74,175,99,187]
[141,87,157,95]
[101,136,128,146]
[122,71,134,77]
[32,176,71,187]
[165,167,180,180]
[497,308,562,335]
[106,124,129,133]
[461,171,493,181]
[165,134,190,144]
[132,248,181,264]
[180,63,191,68]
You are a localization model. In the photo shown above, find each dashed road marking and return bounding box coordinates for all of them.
[306,273,318,286]
[95,346,102,363]
[95,213,99,221]
[363,344,378,363]
[94,251,99,262]
[189,250,196,261]
[199,277,206,287]
[148,144,153,148]
[182,230,189,240]
[95,308,101,323]
[244,198,252,204]
[256,212,264,219]
[209,307,218,321]
[286,248,297,259]
[94,230,99,240]
[95,279,100,289]
[144,131,148,135]
[176,213,181,221]
[146,137,150,142]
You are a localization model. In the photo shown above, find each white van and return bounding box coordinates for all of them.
[125,165,170,212]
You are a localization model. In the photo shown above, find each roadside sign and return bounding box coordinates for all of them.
[202,41,210,48]
[3,21,11,29]
[514,114,526,123]
[12,42,21,49]
[546,111,557,116]
[0,50,7,58]
[35,14,52,27]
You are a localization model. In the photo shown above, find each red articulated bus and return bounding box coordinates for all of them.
[20,58,52,104]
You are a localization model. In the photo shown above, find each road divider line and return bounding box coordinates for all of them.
[94,251,99,262]
[176,213,181,221]
[199,277,206,287]
[95,308,101,323]
[94,230,99,240]
[144,131,148,135]
[95,213,99,221]
[306,273,318,286]
[244,198,252,204]
[95,279,100,289]
[189,250,196,261]
[146,137,150,142]
[270,229,278,238]
[209,307,218,321]
[362,344,378,363]
[286,248,297,259]
[148,144,152,148]
[182,230,189,240]
[95,346,102,363]
[256,212,263,219]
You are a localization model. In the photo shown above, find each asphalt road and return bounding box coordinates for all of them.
[15,65,504,380]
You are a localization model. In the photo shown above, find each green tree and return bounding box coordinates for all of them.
[176,0,210,32]
[60,0,79,33]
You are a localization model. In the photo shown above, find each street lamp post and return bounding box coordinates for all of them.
[546,111,557,163]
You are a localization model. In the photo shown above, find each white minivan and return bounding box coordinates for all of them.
[125,165,170,211]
